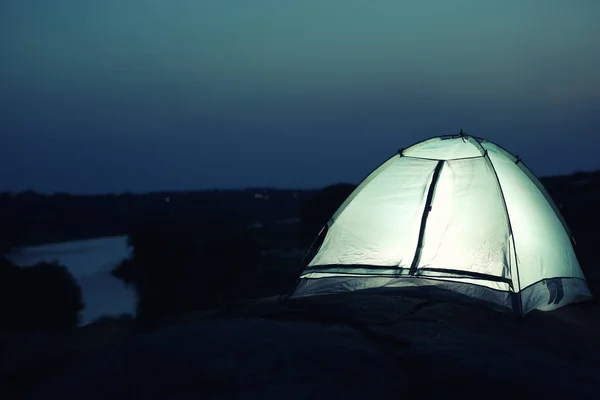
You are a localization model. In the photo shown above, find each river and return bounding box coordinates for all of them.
[7,236,135,326]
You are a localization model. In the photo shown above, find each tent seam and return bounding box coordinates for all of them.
[481,147,524,316]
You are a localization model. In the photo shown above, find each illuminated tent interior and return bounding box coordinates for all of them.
[293,134,592,315]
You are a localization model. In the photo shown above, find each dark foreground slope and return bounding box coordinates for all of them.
[26,293,600,399]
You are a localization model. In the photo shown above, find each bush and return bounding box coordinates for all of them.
[0,258,84,330]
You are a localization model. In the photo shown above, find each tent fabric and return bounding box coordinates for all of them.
[293,135,592,315]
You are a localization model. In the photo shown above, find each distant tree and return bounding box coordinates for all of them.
[0,256,20,277]
[112,218,262,326]
[0,259,84,329]
[0,211,23,255]
[299,183,356,238]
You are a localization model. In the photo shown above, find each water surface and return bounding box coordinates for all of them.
[8,236,135,325]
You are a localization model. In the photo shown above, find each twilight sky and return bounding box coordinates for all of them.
[1,0,599,194]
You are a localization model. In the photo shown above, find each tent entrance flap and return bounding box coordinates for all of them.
[412,157,513,282]
[409,160,444,275]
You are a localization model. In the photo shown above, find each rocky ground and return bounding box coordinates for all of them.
[13,292,600,399]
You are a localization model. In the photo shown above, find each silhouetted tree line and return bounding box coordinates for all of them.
[0,258,83,330]
[0,189,313,252]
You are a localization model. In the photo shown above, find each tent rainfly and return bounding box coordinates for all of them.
[293,134,592,315]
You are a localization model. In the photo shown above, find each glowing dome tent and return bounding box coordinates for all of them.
[293,134,592,315]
